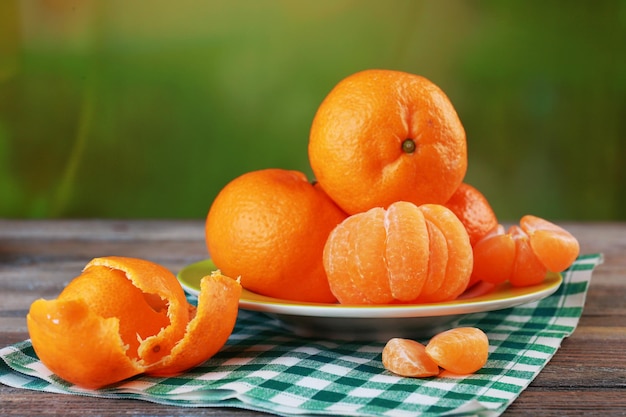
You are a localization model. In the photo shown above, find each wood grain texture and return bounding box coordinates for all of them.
[1,220,624,416]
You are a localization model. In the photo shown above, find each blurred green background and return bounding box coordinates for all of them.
[0,0,624,221]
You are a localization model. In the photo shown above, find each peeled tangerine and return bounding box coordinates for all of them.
[471,215,580,286]
[323,201,473,304]
[26,257,241,389]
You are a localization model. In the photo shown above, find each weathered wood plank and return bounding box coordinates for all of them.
[1,220,624,416]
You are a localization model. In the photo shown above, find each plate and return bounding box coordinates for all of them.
[177,259,563,341]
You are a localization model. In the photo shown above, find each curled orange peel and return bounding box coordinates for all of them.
[27,257,241,389]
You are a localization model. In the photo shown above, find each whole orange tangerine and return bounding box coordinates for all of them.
[444,182,498,247]
[205,168,347,303]
[308,69,467,215]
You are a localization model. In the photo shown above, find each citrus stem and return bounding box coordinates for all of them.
[402,139,416,154]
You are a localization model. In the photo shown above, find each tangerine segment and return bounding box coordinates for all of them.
[509,226,549,287]
[147,271,241,376]
[425,327,489,374]
[206,168,346,303]
[353,208,394,304]
[418,204,473,302]
[417,219,448,299]
[27,298,144,389]
[382,338,440,378]
[384,201,429,301]
[84,257,190,365]
[471,225,516,285]
[309,69,467,215]
[520,215,580,272]
[323,214,371,304]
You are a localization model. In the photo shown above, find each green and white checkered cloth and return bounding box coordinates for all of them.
[0,254,602,417]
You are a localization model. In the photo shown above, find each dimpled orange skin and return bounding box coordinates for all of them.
[444,182,499,247]
[309,69,467,215]
[27,298,145,389]
[72,257,190,365]
[27,257,242,389]
[205,168,347,303]
[147,272,241,376]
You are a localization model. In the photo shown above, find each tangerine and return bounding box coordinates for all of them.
[308,69,467,215]
[205,168,347,303]
[323,201,472,304]
[425,327,489,375]
[27,257,241,389]
[444,182,498,247]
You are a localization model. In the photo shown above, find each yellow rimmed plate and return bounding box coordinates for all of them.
[177,259,562,341]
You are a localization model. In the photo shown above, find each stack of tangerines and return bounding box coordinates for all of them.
[206,69,580,305]
[26,69,581,388]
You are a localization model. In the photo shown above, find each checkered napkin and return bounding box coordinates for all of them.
[0,254,602,417]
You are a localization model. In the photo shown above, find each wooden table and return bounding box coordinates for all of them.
[1,220,624,416]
